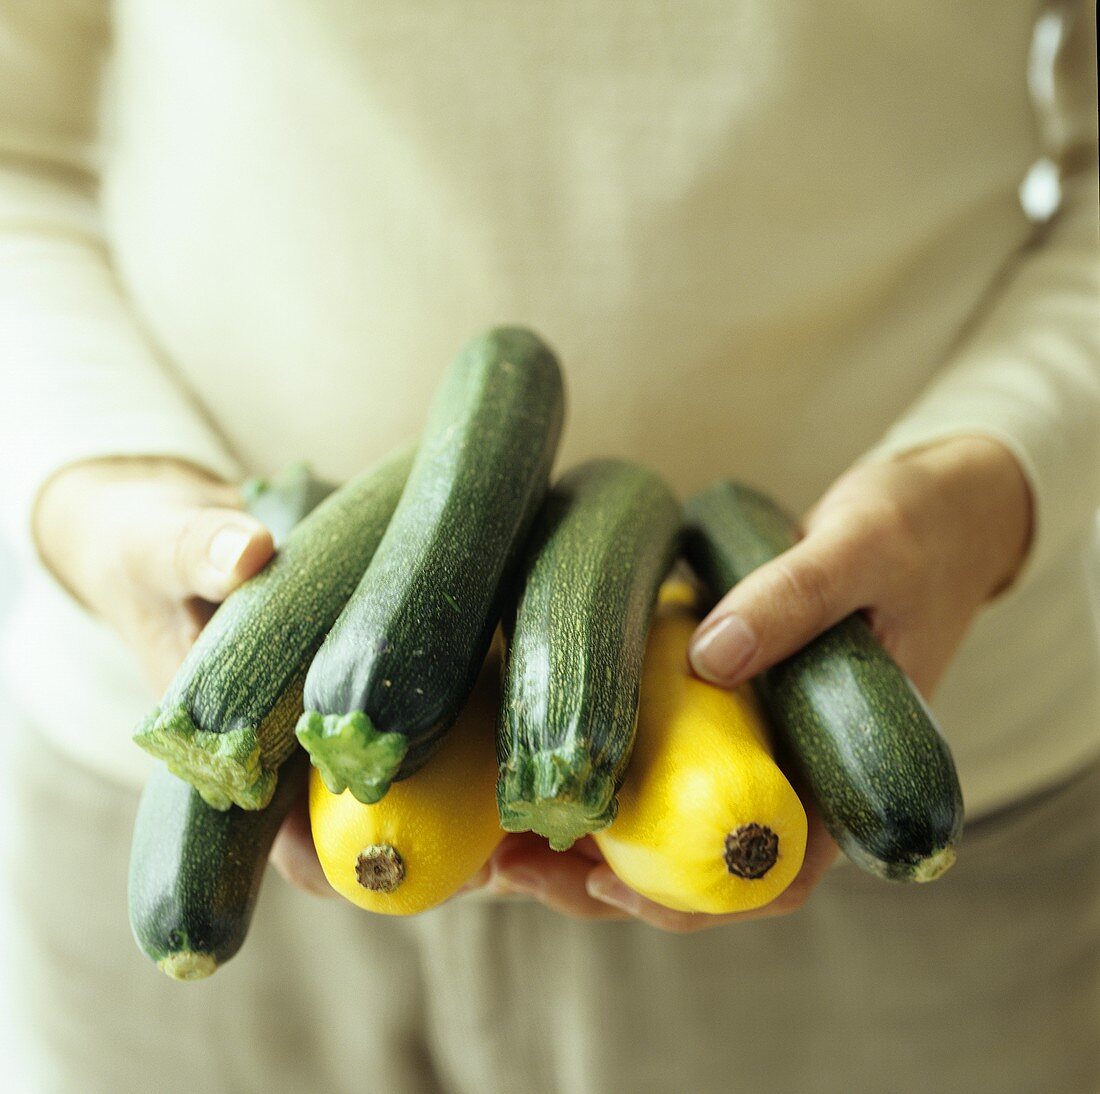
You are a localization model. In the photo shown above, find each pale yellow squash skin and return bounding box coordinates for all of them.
[594,586,808,914]
[309,648,504,915]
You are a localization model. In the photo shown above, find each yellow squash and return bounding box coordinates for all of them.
[309,646,504,915]
[594,585,807,914]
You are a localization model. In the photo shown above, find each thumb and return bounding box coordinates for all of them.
[142,504,275,603]
[688,528,862,688]
[269,795,338,899]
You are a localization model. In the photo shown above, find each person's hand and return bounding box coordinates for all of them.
[686,435,1032,701]
[478,789,837,930]
[488,436,1033,929]
[30,457,336,893]
[479,834,629,921]
[34,457,274,692]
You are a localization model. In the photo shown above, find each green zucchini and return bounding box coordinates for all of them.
[297,327,565,804]
[683,480,964,882]
[133,446,413,810]
[497,458,681,850]
[128,753,308,980]
[241,462,336,547]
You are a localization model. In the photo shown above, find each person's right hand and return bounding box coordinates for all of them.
[33,456,275,694]
[32,457,349,895]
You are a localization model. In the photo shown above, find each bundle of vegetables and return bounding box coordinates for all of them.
[128,326,564,976]
[132,446,413,810]
[296,326,565,804]
[309,638,506,916]
[129,466,336,980]
[128,754,310,981]
[684,481,964,882]
[593,583,808,913]
[128,324,965,982]
[496,458,681,850]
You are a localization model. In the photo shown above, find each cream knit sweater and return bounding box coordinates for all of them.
[0,1,1097,812]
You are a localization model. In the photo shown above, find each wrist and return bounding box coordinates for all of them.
[895,435,1034,600]
[32,456,237,607]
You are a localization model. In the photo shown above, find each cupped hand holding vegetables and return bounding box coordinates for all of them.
[34,457,276,694]
[45,433,1031,936]
[687,436,1032,704]
[49,370,1031,958]
[486,435,1033,930]
[33,456,336,897]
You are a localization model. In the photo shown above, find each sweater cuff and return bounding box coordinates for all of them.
[2,427,242,579]
[858,168,1100,593]
[858,383,1093,595]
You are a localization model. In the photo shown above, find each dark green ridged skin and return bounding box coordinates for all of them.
[497,459,681,851]
[128,754,308,981]
[683,481,964,882]
[133,447,413,811]
[241,463,336,547]
[298,327,565,804]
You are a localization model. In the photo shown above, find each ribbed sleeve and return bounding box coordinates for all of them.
[860,1,1099,588]
[0,1,240,564]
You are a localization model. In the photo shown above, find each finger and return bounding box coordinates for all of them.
[107,595,202,693]
[565,834,606,863]
[585,865,722,932]
[455,860,493,896]
[585,852,828,932]
[269,795,338,899]
[491,836,629,921]
[138,505,275,603]
[688,527,868,688]
[870,606,974,702]
[585,867,813,930]
[146,608,205,693]
[586,798,840,932]
[182,597,218,644]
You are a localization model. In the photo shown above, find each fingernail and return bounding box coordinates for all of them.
[586,876,635,911]
[690,613,757,685]
[498,868,542,893]
[489,867,541,895]
[208,527,251,575]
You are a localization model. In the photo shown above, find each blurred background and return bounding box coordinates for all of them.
[0,535,24,1086]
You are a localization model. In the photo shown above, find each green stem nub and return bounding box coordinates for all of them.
[910,845,957,883]
[724,824,779,879]
[295,711,409,804]
[133,704,274,811]
[356,845,406,892]
[497,749,618,851]
[839,835,958,884]
[158,951,218,982]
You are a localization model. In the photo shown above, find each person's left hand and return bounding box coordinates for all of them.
[475,790,838,930]
[484,435,1033,930]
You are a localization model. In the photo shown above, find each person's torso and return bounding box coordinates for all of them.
[100,0,1046,504]
[9,0,1099,813]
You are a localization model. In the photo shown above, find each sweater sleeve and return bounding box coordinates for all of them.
[0,1,241,564]
[860,0,1099,588]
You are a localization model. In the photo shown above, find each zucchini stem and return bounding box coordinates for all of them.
[910,846,957,883]
[134,704,274,811]
[723,824,779,879]
[158,951,218,981]
[295,711,408,803]
[839,834,958,883]
[497,749,618,851]
[356,845,406,892]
